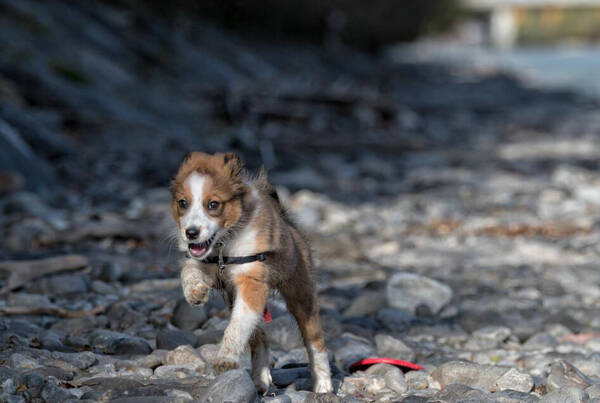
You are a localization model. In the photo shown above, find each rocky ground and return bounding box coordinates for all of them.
[3,0,600,402]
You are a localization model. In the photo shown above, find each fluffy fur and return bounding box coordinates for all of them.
[170,152,332,394]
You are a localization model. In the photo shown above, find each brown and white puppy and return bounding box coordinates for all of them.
[170,152,332,394]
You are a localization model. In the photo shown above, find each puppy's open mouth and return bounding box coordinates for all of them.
[188,233,216,258]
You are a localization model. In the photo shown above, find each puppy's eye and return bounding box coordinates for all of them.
[178,199,188,209]
[207,200,220,210]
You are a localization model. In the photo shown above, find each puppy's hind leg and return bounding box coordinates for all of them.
[285,290,333,394]
[250,327,271,394]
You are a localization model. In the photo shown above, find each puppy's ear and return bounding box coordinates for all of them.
[223,152,244,179]
[169,179,178,199]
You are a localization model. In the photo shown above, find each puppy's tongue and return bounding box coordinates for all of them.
[188,243,208,257]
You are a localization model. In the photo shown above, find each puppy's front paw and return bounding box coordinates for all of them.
[183,282,210,306]
[213,357,239,374]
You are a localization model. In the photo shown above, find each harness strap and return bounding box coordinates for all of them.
[202,251,272,322]
[202,252,269,270]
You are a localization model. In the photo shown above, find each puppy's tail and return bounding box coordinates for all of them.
[255,167,279,203]
[255,167,296,223]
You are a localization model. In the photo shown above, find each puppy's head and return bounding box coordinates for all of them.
[170,152,247,259]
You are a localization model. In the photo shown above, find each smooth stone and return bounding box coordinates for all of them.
[384,366,408,394]
[386,272,453,315]
[264,316,304,350]
[0,366,16,383]
[78,377,173,401]
[23,372,45,398]
[164,345,205,366]
[199,369,256,403]
[365,363,399,376]
[264,391,311,403]
[304,392,342,402]
[328,333,376,371]
[587,384,600,399]
[430,383,497,403]
[430,361,509,391]
[7,353,40,370]
[106,302,146,331]
[494,389,540,403]
[107,398,175,403]
[374,334,415,361]
[171,299,208,331]
[0,394,25,403]
[23,366,74,381]
[135,350,167,368]
[155,328,198,350]
[271,367,311,387]
[494,367,534,393]
[195,329,224,346]
[41,383,74,402]
[30,273,89,295]
[539,387,589,403]
[197,344,220,364]
[91,280,119,295]
[572,359,600,378]
[89,330,152,355]
[118,366,153,378]
[51,351,98,370]
[166,389,194,401]
[52,315,102,335]
[473,326,512,342]
[39,330,68,352]
[291,377,313,392]
[153,363,204,379]
[275,348,309,368]
[522,333,558,351]
[546,360,593,391]
[405,370,429,391]
[342,291,386,317]
[339,373,387,396]
[376,308,415,332]
[6,293,51,306]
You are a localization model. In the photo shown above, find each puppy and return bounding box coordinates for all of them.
[170,152,332,394]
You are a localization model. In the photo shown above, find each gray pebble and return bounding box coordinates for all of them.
[539,387,589,403]
[199,369,257,403]
[546,360,593,391]
[164,344,205,366]
[386,272,453,315]
[430,383,497,403]
[374,334,415,361]
[156,328,198,350]
[171,298,208,331]
[89,329,152,355]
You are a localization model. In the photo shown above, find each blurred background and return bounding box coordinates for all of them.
[2,0,600,401]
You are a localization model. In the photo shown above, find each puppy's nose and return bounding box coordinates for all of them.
[185,227,199,240]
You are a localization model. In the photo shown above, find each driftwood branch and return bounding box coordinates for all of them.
[0,254,89,294]
[0,304,105,318]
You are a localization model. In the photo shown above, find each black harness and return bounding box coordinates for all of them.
[202,252,269,270]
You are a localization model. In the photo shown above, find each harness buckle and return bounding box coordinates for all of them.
[257,253,267,262]
[218,247,226,270]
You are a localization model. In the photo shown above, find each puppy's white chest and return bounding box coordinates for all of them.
[226,227,258,256]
